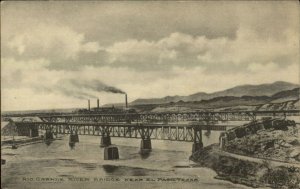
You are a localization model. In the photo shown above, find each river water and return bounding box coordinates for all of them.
[1,130,260,189]
[3,116,297,189]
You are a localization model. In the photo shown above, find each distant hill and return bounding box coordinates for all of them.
[270,87,299,103]
[131,81,299,105]
[194,95,271,109]
[146,87,300,113]
[2,81,299,114]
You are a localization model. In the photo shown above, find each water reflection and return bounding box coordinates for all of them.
[102,164,119,173]
[11,143,18,149]
[45,140,52,146]
[131,168,147,176]
[139,151,151,159]
[69,142,75,149]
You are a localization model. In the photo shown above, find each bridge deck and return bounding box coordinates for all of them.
[3,110,299,123]
[14,122,227,142]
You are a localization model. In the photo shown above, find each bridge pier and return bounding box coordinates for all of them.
[69,133,79,143]
[100,135,111,147]
[192,142,203,153]
[44,130,54,140]
[44,130,54,146]
[104,146,119,160]
[192,128,203,153]
[140,138,152,154]
[29,127,39,138]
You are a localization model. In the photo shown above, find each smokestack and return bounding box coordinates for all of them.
[88,99,90,111]
[97,98,100,108]
[125,94,128,109]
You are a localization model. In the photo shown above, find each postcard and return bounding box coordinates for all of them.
[1,1,299,189]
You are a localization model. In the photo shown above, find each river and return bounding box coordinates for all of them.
[1,129,264,189]
[3,116,295,189]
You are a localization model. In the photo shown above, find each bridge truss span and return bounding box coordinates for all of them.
[3,110,298,124]
[36,110,300,123]
[14,122,227,142]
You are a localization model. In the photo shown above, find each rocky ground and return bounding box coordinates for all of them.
[190,122,300,188]
[190,144,300,188]
[225,126,300,163]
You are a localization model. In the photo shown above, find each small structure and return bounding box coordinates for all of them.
[2,121,39,137]
[1,121,18,136]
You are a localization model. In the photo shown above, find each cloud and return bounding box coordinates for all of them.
[247,62,279,73]
[2,57,298,111]
[2,2,298,73]
[106,27,298,73]
[105,32,207,70]
[1,58,127,101]
[1,58,53,89]
[106,39,159,63]
[7,23,101,60]
[1,1,299,111]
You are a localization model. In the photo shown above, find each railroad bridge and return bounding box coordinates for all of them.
[3,110,299,160]
[3,110,298,123]
[13,121,227,154]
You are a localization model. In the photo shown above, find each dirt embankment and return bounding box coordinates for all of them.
[190,144,300,188]
[222,119,300,163]
[190,119,300,188]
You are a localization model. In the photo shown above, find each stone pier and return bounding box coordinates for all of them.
[100,135,111,147]
[69,133,79,143]
[140,138,152,154]
[104,146,119,160]
[192,142,203,153]
[44,131,54,140]
[192,128,203,153]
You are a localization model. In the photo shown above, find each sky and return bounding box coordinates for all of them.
[1,1,299,111]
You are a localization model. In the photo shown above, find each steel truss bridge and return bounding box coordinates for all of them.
[14,122,227,142]
[14,121,226,154]
[3,110,299,123]
[7,110,299,154]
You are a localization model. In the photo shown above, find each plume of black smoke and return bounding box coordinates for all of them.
[69,79,126,94]
[54,79,125,99]
[56,85,98,99]
[34,85,97,99]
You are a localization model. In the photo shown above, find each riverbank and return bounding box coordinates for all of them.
[190,144,300,188]
[190,120,300,188]
[1,136,44,147]
[1,136,65,150]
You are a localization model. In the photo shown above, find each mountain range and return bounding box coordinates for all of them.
[131,81,299,105]
[3,81,299,114]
